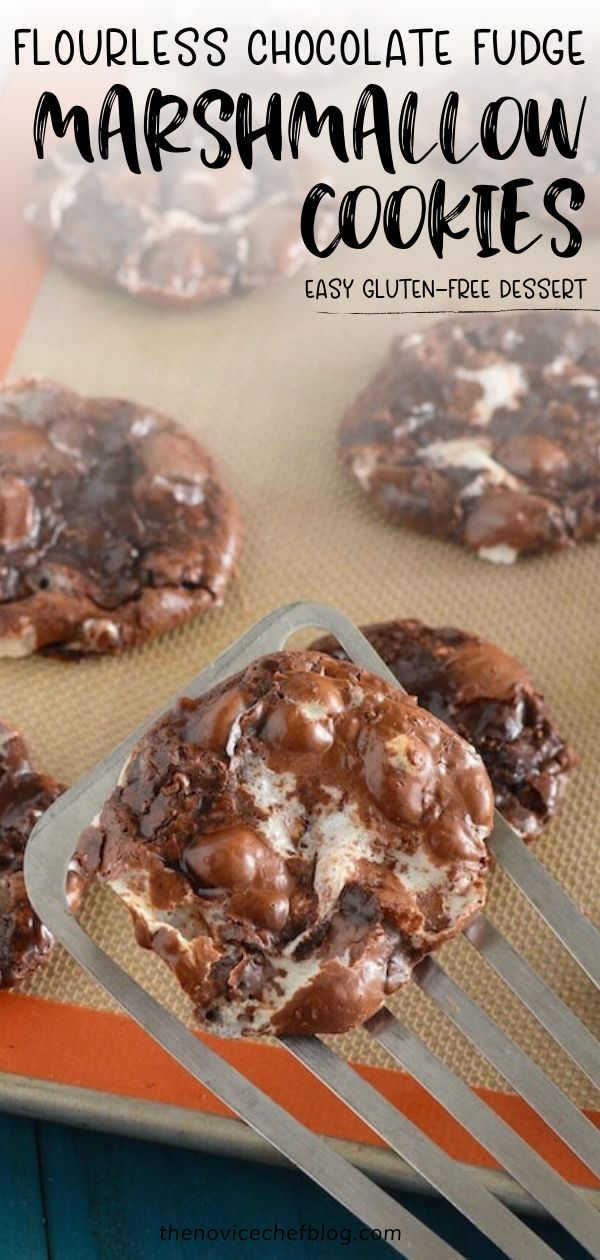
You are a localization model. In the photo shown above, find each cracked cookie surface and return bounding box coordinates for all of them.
[77,650,493,1037]
[27,154,309,307]
[0,721,64,988]
[340,312,600,561]
[313,620,574,841]
[0,379,241,657]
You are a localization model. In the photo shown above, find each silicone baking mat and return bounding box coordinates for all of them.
[0,71,598,1188]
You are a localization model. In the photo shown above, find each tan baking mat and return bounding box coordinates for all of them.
[1,233,599,1110]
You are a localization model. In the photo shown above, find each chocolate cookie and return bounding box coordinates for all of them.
[77,650,493,1037]
[313,620,574,840]
[0,722,64,987]
[341,312,600,561]
[27,154,308,306]
[0,379,241,657]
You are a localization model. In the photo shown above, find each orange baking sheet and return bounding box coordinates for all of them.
[3,992,599,1188]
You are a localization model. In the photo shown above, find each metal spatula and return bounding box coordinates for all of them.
[24,603,600,1260]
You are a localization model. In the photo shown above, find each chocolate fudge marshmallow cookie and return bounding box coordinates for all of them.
[341,312,600,561]
[77,651,493,1036]
[313,621,574,841]
[0,721,63,987]
[27,154,308,306]
[0,379,241,657]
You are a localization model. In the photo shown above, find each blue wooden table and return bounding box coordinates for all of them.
[1,1112,588,1259]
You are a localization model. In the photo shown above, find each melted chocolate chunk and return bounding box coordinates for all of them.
[78,651,493,1038]
[341,312,600,561]
[313,620,574,840]
[0,722,64,987]
[0,379,241,657]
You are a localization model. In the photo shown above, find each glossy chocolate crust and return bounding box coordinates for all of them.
[340,312,600,562]
[0,722,63,987]
[27,154,307,307]
[0,379,241,657]
[78,651,493,1037]
[313,621,574,840]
